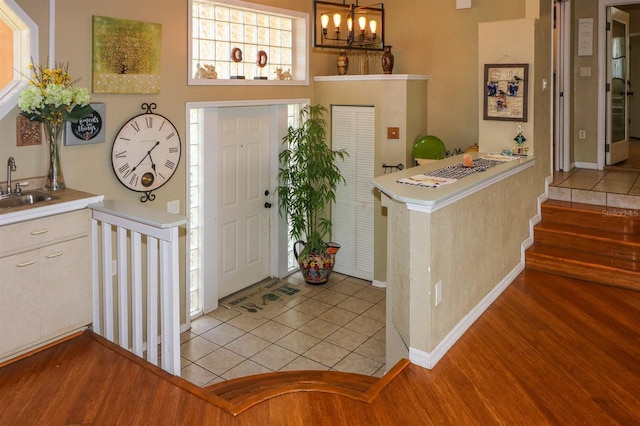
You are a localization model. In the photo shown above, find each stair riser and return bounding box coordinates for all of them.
[534,230,640,262]
[526,253,640,292]
[541,206,640,234]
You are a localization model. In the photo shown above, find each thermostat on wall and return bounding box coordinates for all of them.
[64,102,106,146]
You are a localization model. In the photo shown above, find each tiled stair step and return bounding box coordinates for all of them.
[525,243,640,292]
[534,221,640,261]
[541,200,640,234]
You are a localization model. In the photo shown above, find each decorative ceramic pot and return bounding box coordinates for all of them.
[337,49,349,75]
[382,45,394,74]
[43,120,66,191]
[294,240,341,285]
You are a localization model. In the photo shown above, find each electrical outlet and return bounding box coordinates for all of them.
[579,130,586,140]
[435,281,442,306]
[112,259,117,276]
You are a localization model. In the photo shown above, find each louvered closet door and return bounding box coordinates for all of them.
[331,105,374,281]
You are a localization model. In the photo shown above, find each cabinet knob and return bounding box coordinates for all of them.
[16,260,36,267]
[30,229,48,235]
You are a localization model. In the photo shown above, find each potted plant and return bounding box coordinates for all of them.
[277,105,348,284]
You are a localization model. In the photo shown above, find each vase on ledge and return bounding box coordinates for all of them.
[337,49,349,75]
[43,120,66,191]
[382,45,394,74]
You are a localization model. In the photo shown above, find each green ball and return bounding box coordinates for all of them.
[413,135,446,160]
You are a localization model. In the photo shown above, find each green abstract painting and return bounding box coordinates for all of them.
[92,16,161,94]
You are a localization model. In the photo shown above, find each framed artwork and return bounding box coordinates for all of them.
[16,116,42,146]
[64,103,106,146]
[92,16,162,94]
[483,63,528,122]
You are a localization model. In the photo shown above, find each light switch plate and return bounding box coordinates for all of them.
[167,200,180,214]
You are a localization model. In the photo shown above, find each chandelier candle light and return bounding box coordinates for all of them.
[314,0,384,51]
[18,62,93,190]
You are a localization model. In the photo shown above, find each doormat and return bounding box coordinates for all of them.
[220,279,308,316]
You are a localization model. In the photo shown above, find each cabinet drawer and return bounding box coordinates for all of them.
[0,209,90,257]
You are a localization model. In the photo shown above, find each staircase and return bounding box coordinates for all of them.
[201,362,412,416]
[526,199,640,291]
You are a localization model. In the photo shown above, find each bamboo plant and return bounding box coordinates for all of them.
[277,104,348,256]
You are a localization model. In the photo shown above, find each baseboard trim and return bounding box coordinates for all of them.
[372,280,386,288]
[409,261,524,369]
[574,161,598,170]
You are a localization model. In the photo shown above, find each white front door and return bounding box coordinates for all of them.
[606,6,630,165]
[217,106,271,298]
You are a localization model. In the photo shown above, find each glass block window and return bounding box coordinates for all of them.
[286,103,302,272]
[190,0,306,83]
[188,107,204,318]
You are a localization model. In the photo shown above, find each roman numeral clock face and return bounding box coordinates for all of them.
[111,113,181,199]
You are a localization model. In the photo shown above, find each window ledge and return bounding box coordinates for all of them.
[188,77,309,86]
[314,74,429,82]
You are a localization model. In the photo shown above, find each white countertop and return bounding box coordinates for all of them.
[0,188,104,226]
[373,153,535,212]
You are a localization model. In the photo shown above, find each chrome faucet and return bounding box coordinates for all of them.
[7,157,16,195]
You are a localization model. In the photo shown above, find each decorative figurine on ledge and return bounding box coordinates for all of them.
[275,67,292,80]
[513,122,527,155]
[195,63,218,79]
[255,50,268,80]
[230,47,245,79]
[462,153,474,167]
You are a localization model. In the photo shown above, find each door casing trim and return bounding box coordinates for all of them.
[185,98,310,314]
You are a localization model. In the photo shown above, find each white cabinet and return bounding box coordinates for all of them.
[331,105,375,281]
[0,209,91,361]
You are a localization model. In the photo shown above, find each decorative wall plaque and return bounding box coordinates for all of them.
[64,103,106,146]
[16,116,42,146]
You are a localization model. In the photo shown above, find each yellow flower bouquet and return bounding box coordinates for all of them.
[17,62,94,190]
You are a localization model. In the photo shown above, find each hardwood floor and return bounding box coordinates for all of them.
[1,269,638,425]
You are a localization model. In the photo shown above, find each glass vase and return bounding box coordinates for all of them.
[43,120,66,191]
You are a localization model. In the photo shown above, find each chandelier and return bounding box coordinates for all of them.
[313,0,385,51]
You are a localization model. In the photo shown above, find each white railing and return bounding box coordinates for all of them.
[88,200,186,375]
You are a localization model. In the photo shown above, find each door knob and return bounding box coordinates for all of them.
[264,202,272,208]
[264,190,270,196]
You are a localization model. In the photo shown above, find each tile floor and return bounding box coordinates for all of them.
[549,168,640,209]
[180,272,386,387]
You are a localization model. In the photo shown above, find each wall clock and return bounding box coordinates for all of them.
[111,103,181,202]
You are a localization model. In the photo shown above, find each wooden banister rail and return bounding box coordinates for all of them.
[88,200,186,375]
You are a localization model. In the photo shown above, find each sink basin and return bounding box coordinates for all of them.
[0,191,59,209]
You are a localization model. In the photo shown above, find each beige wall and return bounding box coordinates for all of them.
[479,18,537,155]
[1,0,552,322]
[573,0,599,164]
[385,0,525,152]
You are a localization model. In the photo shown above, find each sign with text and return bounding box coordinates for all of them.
[65,103,106,146]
